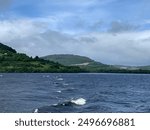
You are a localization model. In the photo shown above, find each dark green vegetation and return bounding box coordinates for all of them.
[42,54,97,66]
[0,43,84,72]
[1,42,150,73]
[42,54,115,72]
[42,54,150,73]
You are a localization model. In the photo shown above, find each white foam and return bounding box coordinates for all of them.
[71,98,86,105]
[56,90,62,93]
[0,75,3,77]
[53,104,58,106]
[57,78,63,81]
[34,108,39,113]
[43,75,50,78]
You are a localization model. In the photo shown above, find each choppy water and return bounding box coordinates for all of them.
[0,73,150,113]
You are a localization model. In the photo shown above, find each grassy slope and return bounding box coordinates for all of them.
[1,43,150,73]
[0,43,84,73]
[42,54,95,65]
[42,54,150,73]
[42,54,119,72]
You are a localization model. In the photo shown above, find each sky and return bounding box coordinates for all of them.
[0,0,150,65]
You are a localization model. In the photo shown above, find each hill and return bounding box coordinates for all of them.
[1,43,150,73]
[0,43,84,73]
[42,54,99,66]
[42,54,150,73]
[42,54,120,72]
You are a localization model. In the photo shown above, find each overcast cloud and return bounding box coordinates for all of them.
[108,21,138,33]
[0,0,150,66]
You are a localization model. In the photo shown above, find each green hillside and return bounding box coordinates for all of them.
[42,54,150,73]
[140,66,150,70]
[42,54,119,72]
[0,43,84,73]
[42,54,98,66]
[1,43,150,73]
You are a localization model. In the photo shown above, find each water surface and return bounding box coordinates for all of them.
[0,73,150,113]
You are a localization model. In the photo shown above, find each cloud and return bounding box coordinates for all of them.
[1,18,150,66]
[79,32,150,66]
[0,18,48,41]
[108,21,138,33]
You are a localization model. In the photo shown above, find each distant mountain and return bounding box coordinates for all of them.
[0,43,84,73]
[1,43,150,73]
[42,54,150,73]
[42,54,119,72]
[42,54,101,65]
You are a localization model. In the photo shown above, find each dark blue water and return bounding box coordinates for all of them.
[0,73,150,113]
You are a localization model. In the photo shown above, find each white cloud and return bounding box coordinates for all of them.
[0,19,47,41]
[79,32,150,66]
[0,18,150,66]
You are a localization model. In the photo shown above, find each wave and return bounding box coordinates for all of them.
[62,87,76,92]
[63,83,69,86]
[71,98,86,105]
[34,108,39,113]
[57,78,63,81]
[42,75,50,78]
[56,90,62,93]
[55,87,76,93]
[34,98,86,113]
[53,98,86,106]
[54,82,69,86]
